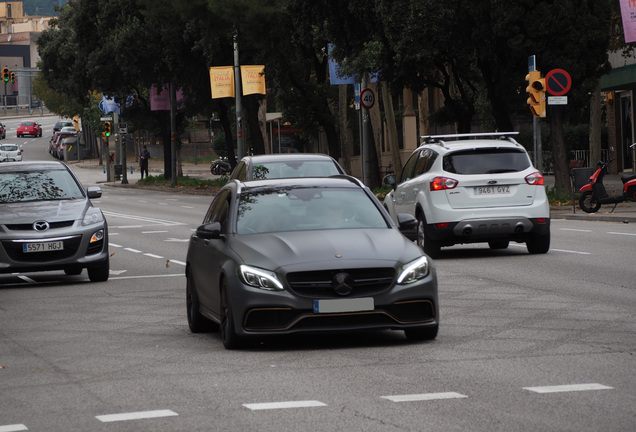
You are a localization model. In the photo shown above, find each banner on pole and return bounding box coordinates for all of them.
[241,65,266,95]
[150,85,184,111]
[620,0,636,43]
[209,66,235,99]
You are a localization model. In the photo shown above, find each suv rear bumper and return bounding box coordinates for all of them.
[426,217,550,245]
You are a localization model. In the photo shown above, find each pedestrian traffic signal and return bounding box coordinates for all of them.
[2,67,9,83]
[10,72,15,83]
[104,121,111,137]
[526,71,546,118]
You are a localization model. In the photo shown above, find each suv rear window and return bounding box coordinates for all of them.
[443,148,531,175]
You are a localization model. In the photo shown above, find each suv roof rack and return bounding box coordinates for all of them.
[420,132,520,148]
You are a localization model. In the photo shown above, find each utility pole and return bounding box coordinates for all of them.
[170,81,177,187]
[234,30,243,159]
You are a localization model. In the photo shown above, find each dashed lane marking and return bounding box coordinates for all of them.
[96,409,178,423]
[523,383,613,393]
[243,400,327,411]
[382,392,468,402]
[143,253,164,259]
[0,425,28,432]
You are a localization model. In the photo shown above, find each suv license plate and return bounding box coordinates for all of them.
[23,241,64,253]
[474,186,511,195]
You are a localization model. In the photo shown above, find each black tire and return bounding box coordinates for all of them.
[579,191,601,213]
[186,269,218,333]
[87,258,109,282]
[405,325,438,341]
[220,279,243,349]
[416,212,441,259]
[526,230,550,254]
[488,240,509,250]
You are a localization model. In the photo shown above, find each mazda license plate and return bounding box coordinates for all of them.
[23,241,64,253]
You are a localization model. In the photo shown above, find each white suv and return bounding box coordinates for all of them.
[383,132,550,258]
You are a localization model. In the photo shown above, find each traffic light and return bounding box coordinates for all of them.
[104,121,111,137]
[525,70,546,118]
[10,72,15,83]
[2,67,9,83]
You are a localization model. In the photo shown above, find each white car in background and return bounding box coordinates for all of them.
[0,144,23,162]
[383,132,550,258]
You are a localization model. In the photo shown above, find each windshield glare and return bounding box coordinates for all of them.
[0,170,84,203]
[251,161,339,180]
[236,187,388,234]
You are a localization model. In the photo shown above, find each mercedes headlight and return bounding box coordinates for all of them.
[240,265,284,291]
[397,256,429,284]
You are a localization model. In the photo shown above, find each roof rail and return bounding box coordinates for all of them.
[420,132,520,148]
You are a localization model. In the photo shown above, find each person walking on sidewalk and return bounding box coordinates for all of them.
[139,145,150,179]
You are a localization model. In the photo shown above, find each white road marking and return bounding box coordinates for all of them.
[102,211,186,226]
[142,231,168,234]
[165,238,190,242]
[109,274,182,280]
[382,392,468,402]
[181,206,194,209]
[143,253,164,259]
[109,270,127,275]
[560,228,592,232]
[608,231,636,236]
[243,400,327,410]
[168,260,186,266]
[0,424,28,432]
[523,383,613,393]
[549,248,591,255]
[109,243,122,248]
[124,248,142,253]
[96,409,178,423]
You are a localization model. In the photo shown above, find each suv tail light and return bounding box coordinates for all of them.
[430,176,458,191]
[525,172,544,185]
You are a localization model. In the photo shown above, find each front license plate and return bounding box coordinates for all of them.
[23,241,64,253]
[474,185,511,195]
[313,298,374,314]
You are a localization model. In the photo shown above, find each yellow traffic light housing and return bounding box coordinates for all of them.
[104,121,111,137]
[2,67,9,83]
[525,71,546,118]
[10,72,15,83]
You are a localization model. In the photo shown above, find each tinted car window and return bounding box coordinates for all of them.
[236,186,388,234]
[0,169,84,202]
[443,148,531,175]
[399,151,420,183]
[251,161,341,180]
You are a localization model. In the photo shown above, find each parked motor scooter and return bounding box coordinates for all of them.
[579,143,636,213]
[210,158,231,175]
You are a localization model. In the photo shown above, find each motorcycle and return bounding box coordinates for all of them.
[210,158,231,175]
[579,143,636,213]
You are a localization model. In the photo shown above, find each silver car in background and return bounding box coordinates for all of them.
[0,161,109,282]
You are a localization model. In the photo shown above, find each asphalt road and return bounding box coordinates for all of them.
[1,116,635,431]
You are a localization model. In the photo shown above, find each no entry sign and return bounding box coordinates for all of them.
[545,69,572,96]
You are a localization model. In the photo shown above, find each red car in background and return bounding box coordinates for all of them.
[17,120,43,138]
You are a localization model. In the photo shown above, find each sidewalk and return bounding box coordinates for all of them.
[66,160,636,223]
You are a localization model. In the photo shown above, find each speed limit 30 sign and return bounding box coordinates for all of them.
[360,88,375,110]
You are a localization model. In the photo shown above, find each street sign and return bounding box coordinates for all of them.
[545,69,572,96]
[360,88,375,110]
[100,116,112,122]
[528,55,536,72]
[548,96,568,105]
[119,123,128,134]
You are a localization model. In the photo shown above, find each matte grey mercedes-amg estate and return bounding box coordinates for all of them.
[186,176,439,349]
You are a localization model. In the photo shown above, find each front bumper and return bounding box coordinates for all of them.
[226,268,439,337]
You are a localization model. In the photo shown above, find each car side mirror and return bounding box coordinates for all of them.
[86,186,102,199]
[396,213,417,231]
[196,222,223,240]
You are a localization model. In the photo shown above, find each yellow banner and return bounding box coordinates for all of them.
[209,66,235,99]
[241,65,266,95]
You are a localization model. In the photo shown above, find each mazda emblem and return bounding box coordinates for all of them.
[33,221,50,232]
